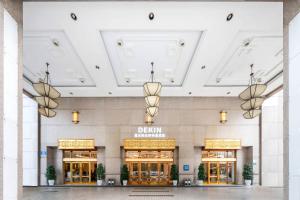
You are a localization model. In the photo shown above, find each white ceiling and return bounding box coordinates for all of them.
[23,1,283,97]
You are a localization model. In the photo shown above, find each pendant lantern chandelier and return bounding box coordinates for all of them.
[146,106,159,118]
[34,63,60,118]
[143,62,161,118]
[143,62,162,96]
[144,111,154,125]
[38,106,57,118]
[145,95,160,107]
[33,63,61,99]
[239,64,267,119]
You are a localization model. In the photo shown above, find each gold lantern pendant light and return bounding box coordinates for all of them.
[143,62,162,97]
[239,64,267,119]
[34,63,60,118]
[144,111,154,125]
[33,63,61,99]
[144,62,161,117]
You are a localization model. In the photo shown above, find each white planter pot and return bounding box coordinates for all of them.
[97,180,103,186]
[123,180,128,186]
[197,180,204,186]
[172,180,178,186]
[245,180,252,187]
[48,180,55,186]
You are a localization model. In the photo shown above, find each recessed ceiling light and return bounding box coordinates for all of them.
[170,79,175,83]
[69,92,73,95]
[79,78,85,84]
[52,39,59,47]
[108,92,112,95]
[227,91,231,95]
[95,65,100,70]
[117,40,123,47]
[189,92,192,95]
[201,65,206,69]
[243,39,251,47]
[149,12,155,20]
[226,13,234,21]
[179,40,185,47]
[70,13,77,21]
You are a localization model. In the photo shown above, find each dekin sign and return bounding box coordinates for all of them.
[134,127,166,138]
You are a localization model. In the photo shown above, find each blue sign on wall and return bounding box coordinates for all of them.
[183,164,189,171]
[40,150,47,158]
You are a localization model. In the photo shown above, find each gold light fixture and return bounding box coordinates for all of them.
[72,111,80,124]
[143,62,162,119]
[145,96,160,107]
[143,62,162,96]
[34,63,60,118]
[38,107,56,118]
[239,64,266,119]
[220,110,227,124]
[144,111,154,125]
[34,96,58,109]
[33,63,61,99]
[146,106,159,118]
[243,109,261,119]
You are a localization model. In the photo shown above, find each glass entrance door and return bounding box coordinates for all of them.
[140,163,149,184]
[219,162,227,183]
[64,162,96,184]
[149,163,159,184]
[206,162,236,184]
[209,162,218,184]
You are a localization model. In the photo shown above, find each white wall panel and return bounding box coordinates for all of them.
[3,9,19,200]
[22,95,38,186]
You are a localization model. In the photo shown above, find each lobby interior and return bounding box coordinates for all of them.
[1,0,300,200]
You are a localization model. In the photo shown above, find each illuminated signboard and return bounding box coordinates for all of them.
[134,127,166,138]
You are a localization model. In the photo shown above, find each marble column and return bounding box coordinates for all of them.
[284,1,300,200]
[0,0,23,199]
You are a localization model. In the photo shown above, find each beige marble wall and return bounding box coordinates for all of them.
[41,97,259,185]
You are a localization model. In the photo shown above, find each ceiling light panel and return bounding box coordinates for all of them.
[23,31,96,87]
[100,31,202,87]
[206,31,282,86]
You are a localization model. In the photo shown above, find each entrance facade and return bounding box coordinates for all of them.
[123,139,176,185]
[58,139,98,184]
[126,151,173,185]
[202,150,237,184]
[63,150,97,184]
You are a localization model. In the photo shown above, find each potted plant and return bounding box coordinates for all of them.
[120,164,129,186]
[170,164,178,186]
[96,163,105,186]
[46,165,56,186]
[242,164,253,187]
[197,163,205,186]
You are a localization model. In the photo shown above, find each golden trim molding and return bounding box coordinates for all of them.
[205,139,241,150]
[201,158,237,162]
[124,139,176,150]
[58,139,95,150]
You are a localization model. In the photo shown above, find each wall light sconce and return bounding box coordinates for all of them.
[72,111,80,124]
[220,110,227,124]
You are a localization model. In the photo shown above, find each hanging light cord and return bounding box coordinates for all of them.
[44,62,50,85]
[151,62,154,83]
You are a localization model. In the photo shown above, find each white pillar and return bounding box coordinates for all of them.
[0,1,23,199]
[1,8,22,200]
[287,11,300,200]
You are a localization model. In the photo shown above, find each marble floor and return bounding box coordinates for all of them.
[23,186,284,200]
